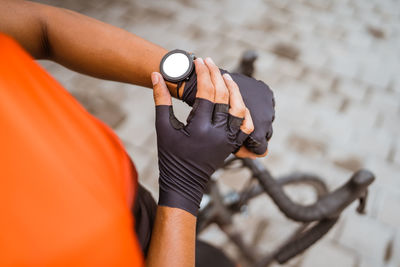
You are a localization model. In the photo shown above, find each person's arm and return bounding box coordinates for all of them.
[147,58,254,266]
[146,207,196,267]
[0,0,180,96]
[0,0,269,159]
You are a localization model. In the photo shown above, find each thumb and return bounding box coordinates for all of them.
[152,72,172,106]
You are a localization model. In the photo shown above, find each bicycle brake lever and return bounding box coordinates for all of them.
[356,190,368,214]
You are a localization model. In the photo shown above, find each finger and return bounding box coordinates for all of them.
[152,72,172,106]
[185,98,214,130]
[223,73,246,118]
[205,57,229,104]
[152,72,178,132]
[230,108,253,153]
[266,123,274,141]
[240,108,254,134]
[235,146,268,158]
[212,103,229,126]
[228,114,244,133]
[194,58,215,102]
[244,135,268,156]
[234,109,263,157]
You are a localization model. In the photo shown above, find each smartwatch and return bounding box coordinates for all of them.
[160,49,195,99]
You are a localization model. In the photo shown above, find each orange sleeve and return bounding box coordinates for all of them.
[0,33,144,266]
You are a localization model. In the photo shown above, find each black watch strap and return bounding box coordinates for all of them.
[176,53,196,99]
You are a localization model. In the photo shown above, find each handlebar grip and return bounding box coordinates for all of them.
[274,218,338,264]
[249,160,374,222]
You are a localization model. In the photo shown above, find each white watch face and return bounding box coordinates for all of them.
[163,52,190,78]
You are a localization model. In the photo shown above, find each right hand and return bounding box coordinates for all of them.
[181,65,275,157]
[151,57,254,216]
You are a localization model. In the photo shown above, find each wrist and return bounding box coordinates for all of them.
[158,185,200,217]
[165,80,186,99]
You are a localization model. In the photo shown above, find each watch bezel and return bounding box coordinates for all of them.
[160,49,195,83]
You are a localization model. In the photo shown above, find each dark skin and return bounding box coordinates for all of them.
[0,0,174,94]
[148,57,253,267]
[0,0,265,158]
[0,1,263,266]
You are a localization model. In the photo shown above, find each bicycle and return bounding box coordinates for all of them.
[196,51,375,267]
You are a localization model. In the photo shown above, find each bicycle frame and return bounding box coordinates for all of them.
[196,52,375,266]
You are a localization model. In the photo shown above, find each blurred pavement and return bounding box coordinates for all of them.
[36,0,400,266]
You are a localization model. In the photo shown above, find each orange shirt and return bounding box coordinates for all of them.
[0,33,143,266]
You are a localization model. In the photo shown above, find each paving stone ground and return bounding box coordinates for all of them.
[36,0,400,266]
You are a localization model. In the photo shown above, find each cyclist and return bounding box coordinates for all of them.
[0,1,274,266]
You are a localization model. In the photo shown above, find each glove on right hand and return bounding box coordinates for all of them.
[156,98,249,216]
[181,69,275,155]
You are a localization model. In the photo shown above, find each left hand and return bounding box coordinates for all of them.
[180,61,275,157]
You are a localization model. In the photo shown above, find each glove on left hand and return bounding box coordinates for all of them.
[181,69,275,155]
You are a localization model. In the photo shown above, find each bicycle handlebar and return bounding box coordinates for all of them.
[199,51,375,266]
[242,158,375,222]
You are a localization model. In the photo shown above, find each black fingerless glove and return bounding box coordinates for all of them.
[156,98,248,216]
[181,69,275,155]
